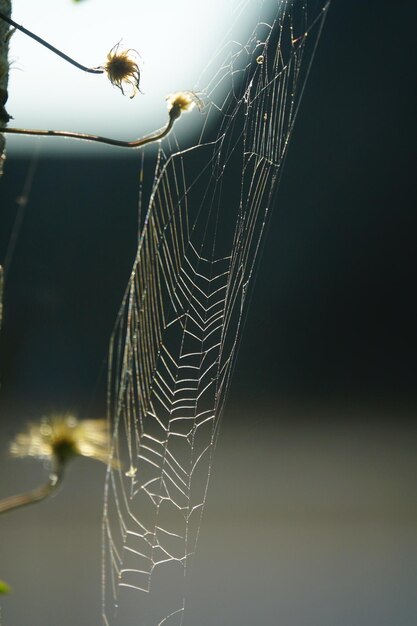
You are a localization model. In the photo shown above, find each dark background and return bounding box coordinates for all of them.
[1,2,416,422]
[0,2,416,625]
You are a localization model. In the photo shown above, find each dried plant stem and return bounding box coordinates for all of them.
[0,466,64,514]
[3,107,180,148]
[0,0,11,174]
[0,11,104,74]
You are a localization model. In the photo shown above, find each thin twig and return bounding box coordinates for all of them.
[2,106,180,148]
[2,144,40,282]
[0,466,64,515]
[0,11,104,74]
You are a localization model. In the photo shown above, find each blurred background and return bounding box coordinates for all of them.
[0,1,416,625]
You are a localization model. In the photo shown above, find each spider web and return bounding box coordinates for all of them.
[102,1,330,624]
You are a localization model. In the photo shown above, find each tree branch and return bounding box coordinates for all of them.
[0,0,11,175]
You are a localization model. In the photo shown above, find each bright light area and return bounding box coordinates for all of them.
[5,0,272,154]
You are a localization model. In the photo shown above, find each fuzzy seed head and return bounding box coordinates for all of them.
[104,43,140,99]
[166,91,203,119]
[10,415,114,467]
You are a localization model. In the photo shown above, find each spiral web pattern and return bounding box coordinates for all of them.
[102,2,330,624]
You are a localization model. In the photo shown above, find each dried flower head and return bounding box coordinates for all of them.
[166,91,203,119]
[10,415,113,467]
[103,42,140,98]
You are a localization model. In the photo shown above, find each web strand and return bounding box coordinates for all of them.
[102,2,330,625]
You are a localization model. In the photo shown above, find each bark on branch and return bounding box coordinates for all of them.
[0,0,11,176]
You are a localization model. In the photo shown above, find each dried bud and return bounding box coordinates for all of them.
[103,43,140,98]
[166,91,203,119]
[10,415,115,467]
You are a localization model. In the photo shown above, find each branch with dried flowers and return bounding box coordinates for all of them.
[0,12,142,96]
[0,415,115,515]
[2,91,201,148]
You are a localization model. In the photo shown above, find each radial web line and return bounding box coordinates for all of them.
[102,2,331,625]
